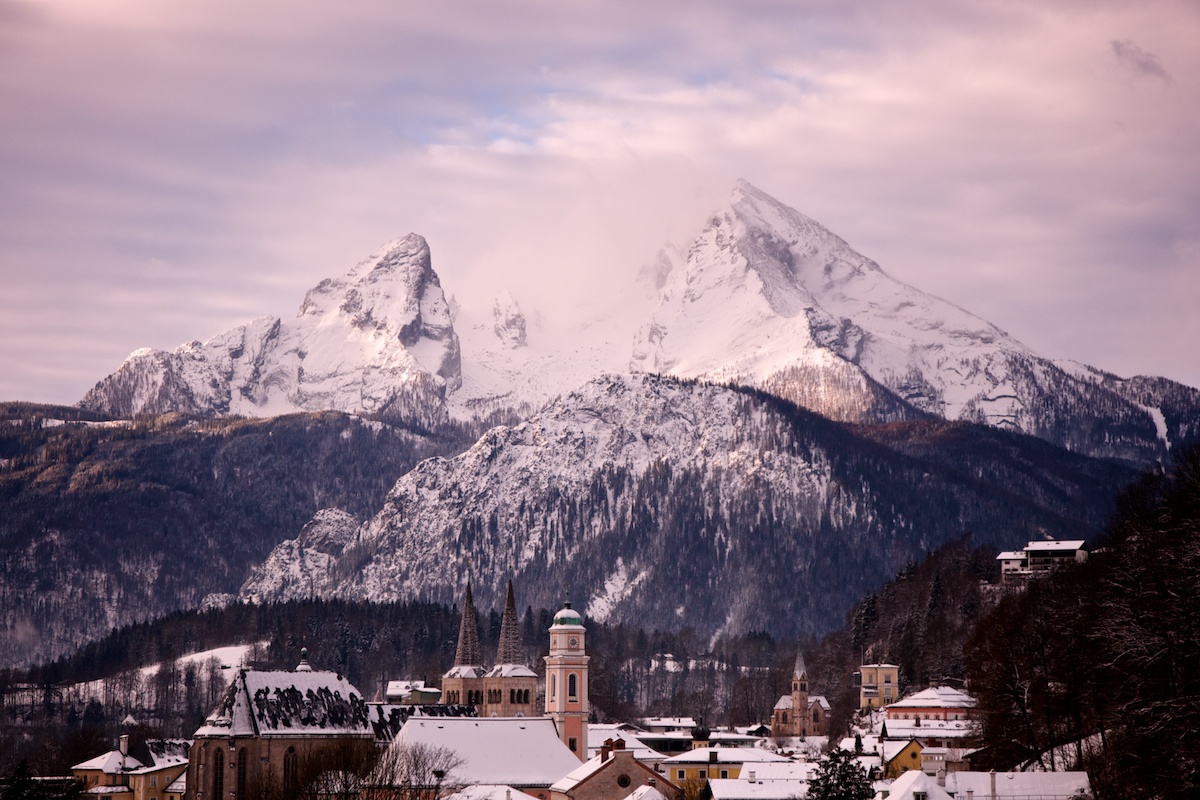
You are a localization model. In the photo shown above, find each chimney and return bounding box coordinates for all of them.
[990,770,997,800]
[966,791,974,800]
[119,735,128,756]
[601,740,612,762]
[748,771,756,783]
[937,769,946,787]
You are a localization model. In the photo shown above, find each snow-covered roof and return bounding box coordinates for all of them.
[143,739,191,767]
[551,754,609,793]
[84,787,133,795]
[393,717,580,788]
[483,664,538,679]
[944,771,1090,799]
[166,774,187,794]
[1024,540,1087,552]
[708,778,809,800]
[773,694,829,713]
[192,668,372,738]
[73,750,146,774]
[888,687,977,710]
[587,728,663,761]
[773,696,792,710]
[444,665,487,679]
[880,719,977,741]
[447,785,541,800]
[626,786,671,800]
[661,748,790,765]
[859,663,900,669]
[996,551,1027,561]
[639,717,697,732]
[884,769,954,800]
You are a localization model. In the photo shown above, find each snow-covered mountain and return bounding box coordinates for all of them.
[630,180,1198,462]
[80,234,460,427]
[238,373,1133,638]
[80,181,1199,462]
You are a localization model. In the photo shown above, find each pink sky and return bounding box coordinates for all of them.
[1,0,1197,403]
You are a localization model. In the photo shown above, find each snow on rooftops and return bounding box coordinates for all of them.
[447,785,541,800]
[586,727,662,761]
[73,750,146,773]
[888,686,977,709]
[639,717,698,732]
[708,778,810,800]
[193,667,372,738]
[166,774,187,793]
[884,769,955,800]
[996,551,1026,560]
[1024,540,1087,552]
[944,770,1090,799]
[368,702,480,742]
[625,786,671,800]
[483,664,538,678]
[662,747,790,765]
[144,739,191,767]
[393,717,580,788]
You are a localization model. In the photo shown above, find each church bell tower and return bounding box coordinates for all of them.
[545,597,589,760]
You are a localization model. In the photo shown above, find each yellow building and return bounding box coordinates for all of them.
[856,663,900,709]
[660,747,790,783]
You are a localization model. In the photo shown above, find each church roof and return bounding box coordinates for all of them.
[793,653,807,680]
[193,666,372,738]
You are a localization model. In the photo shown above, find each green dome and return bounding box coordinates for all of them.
[553,605,583,626]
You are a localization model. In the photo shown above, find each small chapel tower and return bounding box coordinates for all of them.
[545,596,589,760]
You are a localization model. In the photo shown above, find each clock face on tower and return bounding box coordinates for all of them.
[568,636,578,649]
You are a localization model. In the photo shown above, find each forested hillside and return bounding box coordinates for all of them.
[966,445,1200,798]
[0,404,489,667]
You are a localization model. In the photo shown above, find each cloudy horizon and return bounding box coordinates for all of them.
[2,0,1198,405]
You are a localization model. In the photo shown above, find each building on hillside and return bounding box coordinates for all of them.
[997,540,1089,584]
[886,686,976,722]
[854,663,899,709]
[184,650,374,800]
[376,716,581,800]
[770,654,829,737]
[73,735,191,800]
[550,738,681,800]
[660,747,790,784]
[545,598,590,760]
[72,736,144,794]
[442,580,539,719]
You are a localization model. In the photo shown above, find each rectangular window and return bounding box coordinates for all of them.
[677,770,686,781]
[720,770,729,779]
[569,737,577,753]
[698,770,707,780]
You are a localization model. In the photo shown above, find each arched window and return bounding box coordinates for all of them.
[813,709,820,724]
[284,747,298,793]
[212,749,225,800]
[568,673,577,699]
[236,748,247,797]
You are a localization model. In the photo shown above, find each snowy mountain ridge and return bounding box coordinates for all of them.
[80,234,460,426]
[79,181,1200,463]
[237,372,1136,638]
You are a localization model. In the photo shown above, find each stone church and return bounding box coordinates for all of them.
[771,654,830,737]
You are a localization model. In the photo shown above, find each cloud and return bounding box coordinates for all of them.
[1111,39,1171,81]
[1,0,1199,403]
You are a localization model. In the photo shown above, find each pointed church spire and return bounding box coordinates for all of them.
[496,579,523,665]
[793,652,808,680]
[453,580,482,667]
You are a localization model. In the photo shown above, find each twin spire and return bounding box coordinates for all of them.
[452,578,523,668]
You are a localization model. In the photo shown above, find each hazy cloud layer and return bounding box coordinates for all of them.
[2,0,1198,403]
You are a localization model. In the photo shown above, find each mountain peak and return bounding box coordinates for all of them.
[81,235,461,425]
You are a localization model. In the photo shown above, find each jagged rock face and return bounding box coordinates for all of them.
[631,180,1188,463]
[240,373,1134,639]
[492,290,527,349]
[80,234,460,427]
